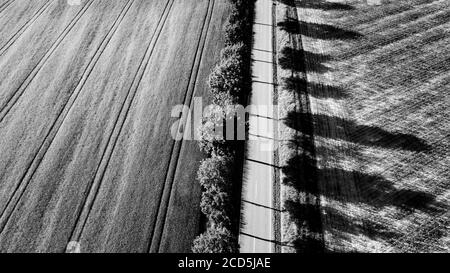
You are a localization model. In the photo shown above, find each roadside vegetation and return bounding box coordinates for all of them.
[192,0,254,253]
[275,0,325,253]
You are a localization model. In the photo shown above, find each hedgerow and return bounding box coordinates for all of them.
[197,152,233,193]
[192,0,255,253]
[209,46,246,99]
[220,42,247,61]
[192,225,239,253]
[201,188,232,227]
[197,106,229,155]
[197,104,244,155]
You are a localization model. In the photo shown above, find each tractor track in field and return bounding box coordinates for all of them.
[65,0,176,248]
[0,0,136,235]
[148,0,216,253]
[390,210,450,252]
[348,133,450,206]
[0,0,96,124]
[339,2,450,60]
[350,0,443,27]
[0,0,53,57]
[0,0,15,18]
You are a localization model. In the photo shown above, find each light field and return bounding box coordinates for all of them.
[0,0,230,253]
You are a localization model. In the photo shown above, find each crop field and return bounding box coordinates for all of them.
[0,0,231,253]
[279,0,449,252]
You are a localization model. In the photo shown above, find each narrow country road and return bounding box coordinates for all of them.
[239,0,280,253]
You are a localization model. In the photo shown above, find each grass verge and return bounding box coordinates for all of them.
[276,0,325,253]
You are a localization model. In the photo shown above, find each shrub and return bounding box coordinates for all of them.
[229,0,253,14]
[225,21,248,46]
[198,106,228,155]
[197,152,234,193]
[193,0,255,254]
[208,54,244,98]
[220,42,247,61]
[192,226,239,253]
[198,104,246,154]
[201,189,232,227]
[212,89,237,106]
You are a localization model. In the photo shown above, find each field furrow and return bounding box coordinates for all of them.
[0,0,52,56]
[0,0,15,17]
[0,0,169,252]
[0,0,94,121]
[76,0,223,253]
[157,0,234,253]
[70,0,176,251]
[0,0,232,253]
[148,0,215,252]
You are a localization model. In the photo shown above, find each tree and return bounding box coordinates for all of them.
[208,53,244,98]
[201,188,232,227]
[192,226,239,253]
[197,153,233,192]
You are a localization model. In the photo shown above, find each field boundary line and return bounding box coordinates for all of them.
[65,0,176,248]
[0,0,95,123]
[0,0,53,57]
[0,0,136,235]
[148,0,216,253]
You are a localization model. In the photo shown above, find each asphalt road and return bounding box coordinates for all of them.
[239,0,279,253]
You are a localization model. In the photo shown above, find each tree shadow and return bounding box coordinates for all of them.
[283,154,444,213]
[277,0,446,252]
[292,234,324,253]
[280,81,325,252]
[279,47,331,73]
[282,148,448,248]
[278,18,362,40]
[284,199,324,253]
[322,206,402,244]
[285,112,432,152]
[278,0,355,11]
[284,76,349,99]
